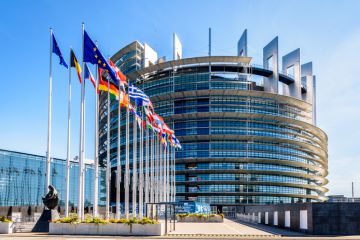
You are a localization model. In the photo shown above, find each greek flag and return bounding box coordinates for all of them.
[170,134,182,149]
[129,85,151,107]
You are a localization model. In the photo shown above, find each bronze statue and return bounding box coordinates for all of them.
[42,185,59,210]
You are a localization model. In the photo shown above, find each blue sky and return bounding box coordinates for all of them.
[0,0,359,196]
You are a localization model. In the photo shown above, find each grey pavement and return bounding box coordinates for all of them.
[168,218,273,235]
[2,219,360,240]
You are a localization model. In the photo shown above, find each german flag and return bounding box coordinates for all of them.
[70,48,82,83]
[98,77,119,100]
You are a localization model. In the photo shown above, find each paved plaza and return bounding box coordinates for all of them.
[2,219,360,239]
[168,218,273,235]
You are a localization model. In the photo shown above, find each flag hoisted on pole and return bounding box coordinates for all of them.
[150,132,154,203]
[156,138,160,202]
[45,25,182,222]
[84,63,96,88]
[138,109,144,218]
[78,23,86,220]
[144,126,149,205]
[93,64,100,217]
[65,47,74,217]
[70,48,82,83]
[116,91,123,219]
[106,75,111,220]
[132,107,138,218]
[125,106,130,219]
[46,29,68,201]
[46,28,52,200]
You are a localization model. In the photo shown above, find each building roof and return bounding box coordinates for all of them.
[110,40,144,63]
[127,56,252,79]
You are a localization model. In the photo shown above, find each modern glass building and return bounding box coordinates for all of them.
[101,31,328,214]
[0,149,106,207]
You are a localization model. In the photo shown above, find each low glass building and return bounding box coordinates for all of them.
[0,149,105,207]
[101,31,328,214]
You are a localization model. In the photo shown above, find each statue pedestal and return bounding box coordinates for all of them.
[32,209,59,232]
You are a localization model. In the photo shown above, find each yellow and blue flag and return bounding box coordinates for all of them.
[83,30,118,86]
[52,33,68,69]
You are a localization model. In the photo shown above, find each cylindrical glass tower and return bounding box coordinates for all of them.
[101,40,328,214]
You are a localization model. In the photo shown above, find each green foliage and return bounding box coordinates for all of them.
[126,217,139,225]
[176,213,223,220]
[83,217,108,224]
[138,217,158,225]
[53,214,158,225]
[53,213,79,224]
[178,213,188,220]
[0,216,11,222]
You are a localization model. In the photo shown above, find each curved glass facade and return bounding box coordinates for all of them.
[103,42,328,210]
[0,149,106,207]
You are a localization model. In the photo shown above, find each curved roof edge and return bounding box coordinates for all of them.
[127,56,252,79]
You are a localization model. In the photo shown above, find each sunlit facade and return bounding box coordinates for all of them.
[102,31,328,213]
[0,149,105,207]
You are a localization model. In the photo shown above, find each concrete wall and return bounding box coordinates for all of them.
[312,203,360,235]
[238,202,360,235]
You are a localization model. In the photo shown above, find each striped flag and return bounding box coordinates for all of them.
[84,63,96,88]
[109,59,127,86]
[129,85,152,107]
[70,48,82,82]
[98,77,119,100]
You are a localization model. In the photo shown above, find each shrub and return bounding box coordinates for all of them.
[176,213,224,221]
[0,216,11,222]
[53,215,158,225]
[138,217,158,225]
[88,217,108,224]
[53,213,79,224]
[126,217,139,225]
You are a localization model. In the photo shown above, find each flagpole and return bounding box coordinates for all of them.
[151,133,154,203]
[132,109,138,217]
[158,140,161,203]
[172,147,176,202]
[162,144,167,202]
[125,107,130,219]
[144,126,149,205]
[116,94,122,219]
[78,23,85,220]
[172,146,175,202]
[138,109,144,218]
[65,47,72,217]
[106,76,111,220]
[160,142,164,202]
[166,144,170,202]
[170,146,173,202]
[157,137,161,203]
[45,28,53,197]
[162,142,165,202]
[82,79,86,221]
[154,137,158,203]
[167,144,169,202]
[93,62,99,217]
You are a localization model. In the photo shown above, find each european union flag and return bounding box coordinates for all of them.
[83,30,118,86]
[52,34,68,69]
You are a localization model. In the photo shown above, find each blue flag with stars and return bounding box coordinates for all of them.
[52,33,68,69]
[83,30,118,86]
